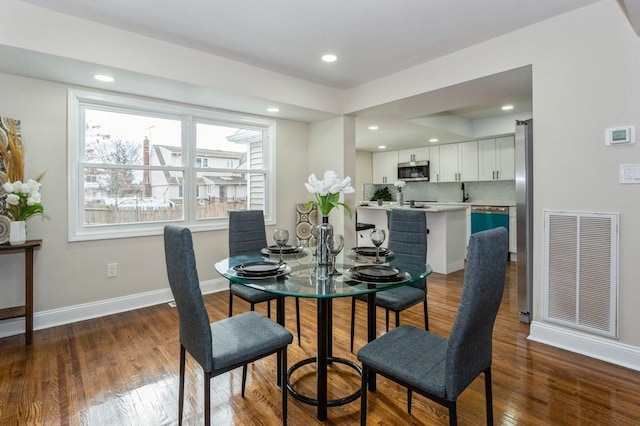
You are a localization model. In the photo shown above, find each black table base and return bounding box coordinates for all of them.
[286,356,362,407]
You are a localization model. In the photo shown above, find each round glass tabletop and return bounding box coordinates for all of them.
[215,249,431,299]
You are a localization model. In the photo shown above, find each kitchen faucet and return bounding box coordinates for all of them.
[461,182,470,202]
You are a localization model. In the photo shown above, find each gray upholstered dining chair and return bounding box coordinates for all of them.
[349,208,428,352]
[163,225,293,426]
[357,227,508,426]
[228,210,301,345]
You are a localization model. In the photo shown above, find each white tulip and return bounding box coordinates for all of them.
[26,179,41,192]
[28,192,42,204]
[6,193,20,205]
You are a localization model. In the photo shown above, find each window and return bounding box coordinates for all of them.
[68,90,275,241]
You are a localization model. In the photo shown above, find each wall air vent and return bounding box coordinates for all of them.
[543,211,618,338]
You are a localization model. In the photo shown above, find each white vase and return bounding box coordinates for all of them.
[9,220,26,245]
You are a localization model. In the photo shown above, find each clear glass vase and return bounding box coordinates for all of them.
[316,216,333,267]
[397,191,404,206]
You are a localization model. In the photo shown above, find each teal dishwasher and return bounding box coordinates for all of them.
[470,205,509,235]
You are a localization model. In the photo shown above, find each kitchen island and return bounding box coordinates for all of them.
[356,204,467,274]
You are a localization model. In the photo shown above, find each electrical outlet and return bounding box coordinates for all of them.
[107,263,117,278]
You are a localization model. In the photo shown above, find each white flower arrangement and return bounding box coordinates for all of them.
[394,180,406,192]
[305,170,355,217]
[1,179,48,221]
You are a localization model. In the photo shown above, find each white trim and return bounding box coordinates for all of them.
[529,321,640,372]
[0,278,229,339]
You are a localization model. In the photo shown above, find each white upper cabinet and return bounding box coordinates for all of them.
[372,150,399,184]
[459,141,479,181]
[478,135,515,181]
[439,144,458,182]
[398,146,430,163]
[429,146,441,182]
[439,141,478,182]
[496,136,515,180]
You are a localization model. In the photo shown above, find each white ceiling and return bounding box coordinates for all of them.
[12,0,607,151]
[21,0,597,90]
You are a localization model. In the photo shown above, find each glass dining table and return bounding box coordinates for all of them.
[214,248,431,421]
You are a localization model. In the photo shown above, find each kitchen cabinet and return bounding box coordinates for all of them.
[437,203,472,249]
[429,146,441,182]
[439,141,478,182]
[478,136,515,181]
[372,150,398,184]
[398,146,430,163]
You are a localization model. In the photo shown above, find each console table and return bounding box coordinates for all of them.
[0,239,42,345]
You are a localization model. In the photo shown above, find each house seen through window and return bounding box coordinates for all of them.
[68,90,274,241]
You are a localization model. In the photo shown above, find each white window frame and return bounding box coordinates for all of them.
[67,89,276,242]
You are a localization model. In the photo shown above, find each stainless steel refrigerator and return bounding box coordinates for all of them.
[515,119,533,323]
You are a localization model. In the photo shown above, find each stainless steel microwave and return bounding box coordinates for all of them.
[397,160,429,181]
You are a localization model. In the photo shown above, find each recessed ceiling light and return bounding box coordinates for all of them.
[378,145,386,149]
[429,138,439,143]
[267,107,280,113]
[501,105,514,111]
[94,74,114,82]
[322,54,337,63]
[368,125,379,130]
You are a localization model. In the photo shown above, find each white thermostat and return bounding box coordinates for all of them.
[605,126,635,145]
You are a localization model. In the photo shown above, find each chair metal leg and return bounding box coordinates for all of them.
[385,309,390,332]
[350,297,356,352]
[360,364,368,426]
[228,292,233,317]
[449,402,457,426]
[204,371,211,426]
[485,367,494,426]
[281,348,288,425]
[178,345,185,426]
[295,298,301,346]
[424,297,429,331]
[242,364,248,397]
[267,300,271,318]
[407,389,412,414]
[395,311,400,328]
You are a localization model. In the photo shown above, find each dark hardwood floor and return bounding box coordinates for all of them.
[2,262,640,425]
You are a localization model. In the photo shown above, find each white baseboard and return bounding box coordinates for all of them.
[0,278,229,339]
[446,260,466,274]
[529,321,640,372]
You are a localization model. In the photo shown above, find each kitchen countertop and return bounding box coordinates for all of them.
[356,204,467,213]
[359,200,515,208]
[423,201,515,207]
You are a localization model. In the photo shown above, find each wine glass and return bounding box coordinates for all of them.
[273,229,289,263]
[297,238,313,265]
[370,229,386,264]
[326,234,345,275]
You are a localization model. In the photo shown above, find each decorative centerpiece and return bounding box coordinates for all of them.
[305,171,354,270]
[394,180,406,206]
[1,180,47,244]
